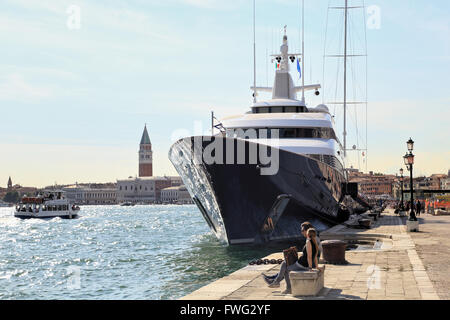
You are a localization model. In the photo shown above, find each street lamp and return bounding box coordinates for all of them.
[407,137,414,152]
[399,168,404,210]
[403,138,417,221]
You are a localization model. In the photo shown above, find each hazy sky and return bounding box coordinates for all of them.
[0,0,449,188]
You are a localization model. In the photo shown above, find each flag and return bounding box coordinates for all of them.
[297,58,301,79]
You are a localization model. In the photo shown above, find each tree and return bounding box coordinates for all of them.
[3,192,20,204]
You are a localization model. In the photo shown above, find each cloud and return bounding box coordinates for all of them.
[179,0,245,10]
[0,74,54,102]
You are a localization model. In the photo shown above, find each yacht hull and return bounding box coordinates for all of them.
[169,136,348,245]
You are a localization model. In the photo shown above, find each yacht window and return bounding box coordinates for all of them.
[285,106,297,113]
[234,128,337,140]
[271,106,283,113]
[279,128,296,138]
[252,106,307,114]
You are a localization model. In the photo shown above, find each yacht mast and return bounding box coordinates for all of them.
[301,0,305,104]
[253,0,257,103]
[343,0,348,157]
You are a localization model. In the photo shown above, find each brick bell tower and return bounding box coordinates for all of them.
[139,124,153,177]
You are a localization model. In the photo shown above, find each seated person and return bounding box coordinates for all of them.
[264,222,322,281]
[301,222,322,260]
[263,227,320,294]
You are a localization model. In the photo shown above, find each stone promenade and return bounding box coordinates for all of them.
[181,210,445,300]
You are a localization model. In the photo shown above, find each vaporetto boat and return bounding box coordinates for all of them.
[14,191,80,219]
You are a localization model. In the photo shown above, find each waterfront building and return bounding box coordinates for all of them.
[441,177,450,190]
[154,176,172,202]
[83,188,117,205]
[348,170,396,197]
[161,186,193,204]
[63,185,86,204]
[429,174,447,190]
[116,177,156,203]
[63,184,117,205]
[168,176,182,186]
[139,125,153,177]
[116,176,185,204]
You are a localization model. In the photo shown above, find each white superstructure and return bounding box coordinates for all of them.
[214,29,344,173]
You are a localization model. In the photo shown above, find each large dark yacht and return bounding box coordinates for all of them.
[169,27,354,245]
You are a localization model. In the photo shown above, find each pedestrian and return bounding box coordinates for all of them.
[416,200,422,216]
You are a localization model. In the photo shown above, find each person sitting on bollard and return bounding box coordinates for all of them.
[299,222,323,260]
[263,222,323,282]
[262,228,319,294]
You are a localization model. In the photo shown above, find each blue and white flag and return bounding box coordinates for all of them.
[297,58,302,79]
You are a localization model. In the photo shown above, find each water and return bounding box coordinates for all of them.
[0,205,283,300]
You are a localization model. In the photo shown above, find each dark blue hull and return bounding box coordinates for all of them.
[169,136,348,245]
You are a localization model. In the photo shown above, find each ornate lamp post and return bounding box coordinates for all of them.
[403,138,417,221]
[400,168,404,210]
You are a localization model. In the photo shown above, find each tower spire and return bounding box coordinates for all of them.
[139,124,153,177]
[140,124,151,145]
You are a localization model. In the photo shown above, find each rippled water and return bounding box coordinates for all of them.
[0,205,283,300]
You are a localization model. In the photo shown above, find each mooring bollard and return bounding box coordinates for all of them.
[321,240,347,265]
[359,218,372,229]
[406,220,419,232]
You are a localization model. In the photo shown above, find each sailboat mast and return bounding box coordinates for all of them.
[301,0,305,104]
[253,0,257,103]
[344,0,348,157]
[343,0,348,157]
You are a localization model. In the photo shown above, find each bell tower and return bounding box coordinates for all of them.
[7,176,12,190]
[139,125,153,177]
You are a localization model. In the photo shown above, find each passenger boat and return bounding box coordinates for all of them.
[14,191,79,219]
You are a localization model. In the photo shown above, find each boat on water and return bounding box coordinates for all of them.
[169,2,367,245]
[120,202,135,207]
[14,190,79,219]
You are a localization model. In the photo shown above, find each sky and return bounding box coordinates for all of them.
[0,0,449,188]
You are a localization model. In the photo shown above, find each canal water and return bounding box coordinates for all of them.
[0,205,284,300]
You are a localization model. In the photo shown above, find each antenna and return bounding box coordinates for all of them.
[253,0,256,103]
[343,0,348,157]
[301,0,305,104]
